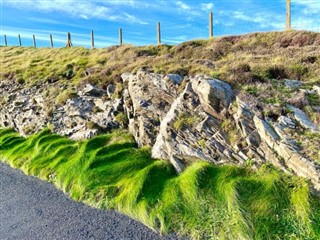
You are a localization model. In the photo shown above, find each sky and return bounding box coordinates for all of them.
[0,0,319,47]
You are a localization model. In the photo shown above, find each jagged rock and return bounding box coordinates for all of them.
[152,77,240,172]
[70,129,99,141]
[313,85,320,95]
[277,116,296,129]
[0,82,121,139]
[253,116,281,147]
[191,76,234,116]
[106,84,115,98]
[80,84,106,97]
[121,70,175,147]
[232,94,320,190]
[284,79,303,89]
[164,74,183,85]
[288,105,319,132]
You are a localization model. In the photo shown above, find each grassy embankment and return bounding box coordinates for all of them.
[1,31,319,90]
[1,128,320,239]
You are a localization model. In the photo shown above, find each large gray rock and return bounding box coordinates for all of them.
[288,105,319,132]
[191,76,234,116]
[152,77,240,172]
[121,70,176,147]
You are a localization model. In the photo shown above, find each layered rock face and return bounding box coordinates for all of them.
[1,70,320,191]
[0,81,123,140]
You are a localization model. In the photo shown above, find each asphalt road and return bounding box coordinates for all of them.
[0,162,181,240]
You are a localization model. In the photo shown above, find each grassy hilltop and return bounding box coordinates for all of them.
[1,31,319,89]
[1,30,320,239]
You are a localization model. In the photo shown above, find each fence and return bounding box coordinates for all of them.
[1,0,320,48]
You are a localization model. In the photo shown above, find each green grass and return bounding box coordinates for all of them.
[173,113,199,131]
[0,128,320,239]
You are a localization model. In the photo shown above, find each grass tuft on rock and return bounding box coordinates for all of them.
[0,128,320,239]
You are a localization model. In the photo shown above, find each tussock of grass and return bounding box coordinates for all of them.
[0,128,320,239]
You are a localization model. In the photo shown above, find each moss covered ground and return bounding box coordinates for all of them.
[1,128,320,239]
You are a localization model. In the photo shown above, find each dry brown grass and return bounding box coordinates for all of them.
[1,30,319,90]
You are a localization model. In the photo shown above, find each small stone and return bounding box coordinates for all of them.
[284,79,303,89]
[313,85,320,96]
[81,84,105,97]
[139,100,150,108]
[106,84,115,98]
[165,74,183,85]
[278,116,296,129]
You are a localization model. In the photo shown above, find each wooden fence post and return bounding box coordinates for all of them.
[157,22,161,45]
[91,30,94,48]
[286,0,291,30]
[66,32,72,47]
[18,34,22,46]
[119,28,123,46]
[33,35,36,47]
[4,34,7,46]
[209,12,213,38]
[50,34,53,48]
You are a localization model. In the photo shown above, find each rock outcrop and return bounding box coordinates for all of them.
[234,95,320,190]
[121,70,176,147]
[152,76,240,172]
[0,81,123,140]
[1,70,320,191]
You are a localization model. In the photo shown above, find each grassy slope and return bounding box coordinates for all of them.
[1,31,319,90]
[1,128,320,239]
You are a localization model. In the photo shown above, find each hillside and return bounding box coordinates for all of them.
[1,30,320,239]
[1,31,319,87]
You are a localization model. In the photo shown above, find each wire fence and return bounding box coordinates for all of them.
[1,0,319,48]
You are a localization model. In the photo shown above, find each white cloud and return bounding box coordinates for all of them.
[27,17,61,25]
[292,16,320,31]
[163,35,188,44]
[230,10,284,30]
[123,13,148,25]
[80,15,89,20]
[294,0,320,14]
[5,0,111,19]
[201,3,214,11]
[3,0,148,24]
[27,17,87,29]
[176,1,191,10]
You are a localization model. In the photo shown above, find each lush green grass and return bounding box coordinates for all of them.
[0,128,320,239]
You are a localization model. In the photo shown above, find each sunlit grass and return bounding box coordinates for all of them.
[0,128,319,239]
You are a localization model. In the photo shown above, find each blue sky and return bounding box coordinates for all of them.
[1,0,319,47]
